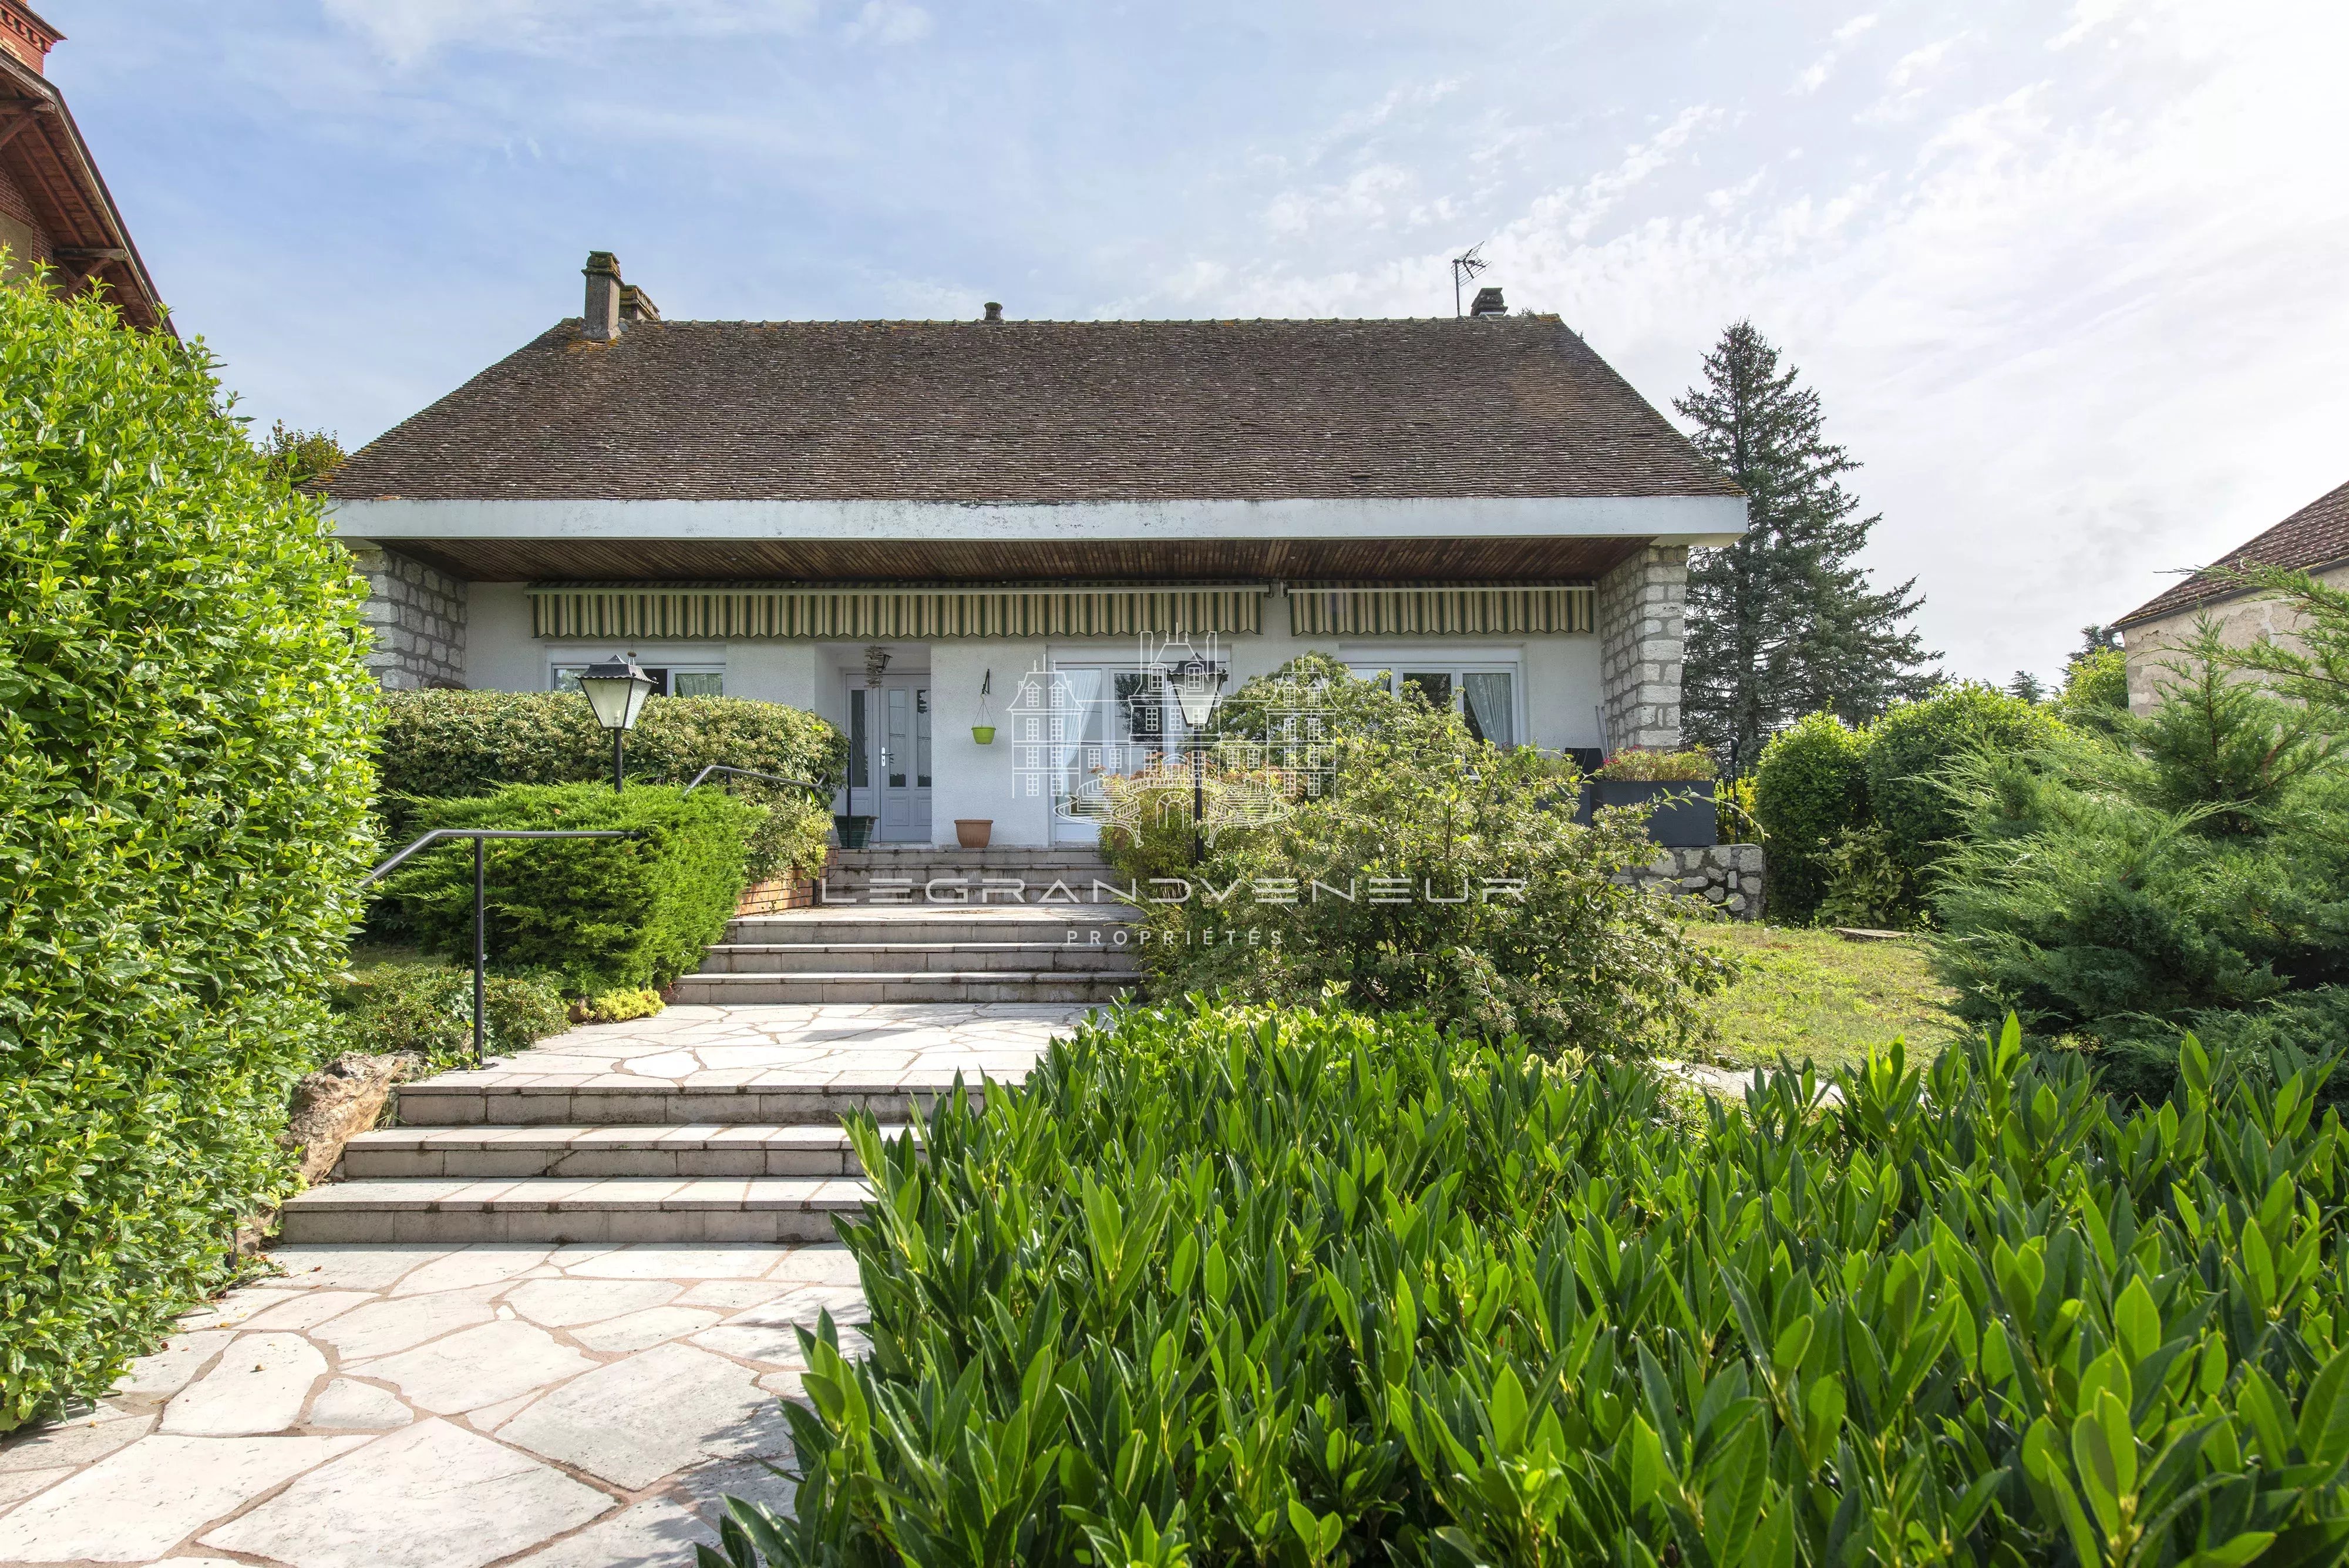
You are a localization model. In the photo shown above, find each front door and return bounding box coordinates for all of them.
[850,678,932,843]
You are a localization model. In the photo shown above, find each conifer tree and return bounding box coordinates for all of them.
[1674,322,1939,767]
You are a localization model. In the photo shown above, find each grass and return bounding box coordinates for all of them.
[1688,921,1964,1075]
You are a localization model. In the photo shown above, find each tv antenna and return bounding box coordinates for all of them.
[1450,244,1489,317]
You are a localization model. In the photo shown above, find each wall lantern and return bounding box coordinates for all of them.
[577,653,654,791]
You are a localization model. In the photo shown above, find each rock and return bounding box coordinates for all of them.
[1702,886,1727,904]
[508,1498,710,1566]
[201,1419,608,1568]
[310,1287,501,1362]
[1726,893,1748,914]
[283,1052,422,1187]
[109,1331,233,1403]
[308,1379,411,1431]
[351,1320,595,1416]
[162,1334,327,1436]
[574,1306,724,1356]
[0,1408,155,1473]
[0,1434,363,1564]
[505,1277,680,1328]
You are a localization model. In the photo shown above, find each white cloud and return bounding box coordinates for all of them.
[1862,35,1966,121]
[1265,163,1415,237]
[844,1,933,46]
[1796,11,1879,93]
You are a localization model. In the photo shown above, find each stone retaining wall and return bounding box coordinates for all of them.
[1618,843,1764,919]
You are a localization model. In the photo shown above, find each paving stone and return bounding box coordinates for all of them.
[0,1409,156,1472]
[0,1465,71,1509]
[0,1435,362,1564]
[161,1334,328,1436]
[202,1419,610,1568]
[110,1330,233,1402]
[352,1320,595,1415]
[267,1246,452,1291]
[463,1389,543,1434]
[508,1497,708,1567]
[675,1457,797,1523]
[309,1287,499,1361]
[307,1379,411,1431]
[674,1280,790,1312]
[500,1341,783,1489]
[688,1324,805,1367]
[574,1306,723,1355]
[237,1289,377,1333]
[768,1246,860,1286]
[391,1244,552,1296]
[177,1284,311,1331]
[506,1277,680,1327]
[563,1246,784,1280]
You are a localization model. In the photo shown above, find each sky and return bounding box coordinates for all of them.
[43,0,2349,685]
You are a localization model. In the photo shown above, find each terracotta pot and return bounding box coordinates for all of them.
[954,819,993,849]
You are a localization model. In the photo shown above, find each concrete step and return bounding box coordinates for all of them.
[277,1176,870,1244]
[812,875,1128,899]
[395,1077,982,1128]
[340,1123,898,1179]
[670,970,1138,1005]
[830,849,1115,867]
[695,941,1136,974]
[725,911,1135,944]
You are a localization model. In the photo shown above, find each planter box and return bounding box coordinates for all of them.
[833,814,874,850]
[1576,780,1718,848]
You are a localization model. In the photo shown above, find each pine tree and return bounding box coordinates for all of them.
[1674,322,1939,768]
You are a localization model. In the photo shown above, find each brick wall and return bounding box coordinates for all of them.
[1596,544,1688,752]
[346,543,467,690]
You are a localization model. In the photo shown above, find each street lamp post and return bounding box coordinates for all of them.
[577,654,655,791]
[1172,658,1224,865]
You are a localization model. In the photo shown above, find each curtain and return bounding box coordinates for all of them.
[1462,672,1515,748]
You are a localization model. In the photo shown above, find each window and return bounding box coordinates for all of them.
[1352,662,1519,748]
[551,663,724,698]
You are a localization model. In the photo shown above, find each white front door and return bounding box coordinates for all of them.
[849,679,932,843]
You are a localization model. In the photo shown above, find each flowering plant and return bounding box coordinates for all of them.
[1593,746,1717,782]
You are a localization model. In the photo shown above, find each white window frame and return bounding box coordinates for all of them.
[550,660,727,698]
[1340,647,1527,748]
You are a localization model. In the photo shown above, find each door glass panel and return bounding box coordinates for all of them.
[1054,668,1109,819]
[849,690,870,803]
[887,688,910,788]
[1462,672,1515,747]
[1114,672,1169,749]
[672,671,723,698]
[914,688,933,788]
[1401,672,1453,711]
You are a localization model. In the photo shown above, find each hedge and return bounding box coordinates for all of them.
[328,963,573,1074]
[708,1001,2349,1565]
[373,783,761,993]
[0,276,378,1429]
[374,688,841,882]
[1751,710,1871,922]
[1863,682,2060,886]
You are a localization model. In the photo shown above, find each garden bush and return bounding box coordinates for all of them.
[0,275,377,1429]
[374,688,841,882]
[1102,661,1729,1057]
[1864,682,2061,889]
[373,783,762,993]
[328,962,571,1072]
[1751,709,1871,921]
[707,999,2349,1566]
[1932,656,2349,1098]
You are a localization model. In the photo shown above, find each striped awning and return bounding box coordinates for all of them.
[1286,584,1595,637]
[527,585,1264,641]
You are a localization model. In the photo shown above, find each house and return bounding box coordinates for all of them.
[324,253,1746,847]
[0,1,164,330]
[2112,478,2349,715]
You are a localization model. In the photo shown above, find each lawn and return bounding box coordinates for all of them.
[1688,920,1963,1073]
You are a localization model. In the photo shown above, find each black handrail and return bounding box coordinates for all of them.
[677,764,832,799]
[360,828,644,1062]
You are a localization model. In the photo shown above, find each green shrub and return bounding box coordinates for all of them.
[708,1001,2349,1566]
[1812,823,1912,930]
[0,275,377,1429]
[581,987,663,1024]
[1103,662,1728,1057]
[1751,710,1870,920]
[1865,682,2061,889]
[374,783,760,993]
[374,688,841,881]
[2059,643,2131,727]
[328,963,571,1072]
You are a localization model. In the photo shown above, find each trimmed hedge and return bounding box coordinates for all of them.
[1864,682,2060,886]
[0,277,377,1429]
[1751,710,1870,921]
[373,783,761,993]
[709,1001,2349,1565]
[375,688,842,882]
[329,963,572,1073]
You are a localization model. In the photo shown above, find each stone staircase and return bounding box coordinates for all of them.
[278,848,1138,1246]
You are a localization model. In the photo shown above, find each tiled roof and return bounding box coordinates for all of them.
[325,316,1739,504]
[2116,478,2349,628]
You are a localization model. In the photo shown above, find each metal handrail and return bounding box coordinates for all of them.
[359,827,644,1062]
[677,764,832,799]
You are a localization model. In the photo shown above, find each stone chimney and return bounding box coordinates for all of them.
[982,301,1002,322]
[1469,286,1507,318]
[0,2,63,74]
[620,284,659,325]
[582,251,623,341]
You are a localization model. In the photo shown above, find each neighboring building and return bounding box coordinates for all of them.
[2112,479,2349,715]
[0,1,164,330]
[325,253,1746,847]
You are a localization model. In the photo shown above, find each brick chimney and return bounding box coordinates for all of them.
[581,251,625,341]
[0,2,62,74]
